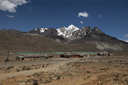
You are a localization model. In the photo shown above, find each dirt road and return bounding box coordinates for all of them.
[0,58,81,80]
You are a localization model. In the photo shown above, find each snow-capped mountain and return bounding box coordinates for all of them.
[57,24,79,37]
[32,28,48,33]
[29,24,94,40]
[29,24,80,38]
[29,27,69,42]
[39,28,48,33]
[2,25,128,51]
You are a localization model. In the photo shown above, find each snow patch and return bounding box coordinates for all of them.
[35,28,37,31]
[40,28,48,33]
[57,29,66,37]
[66,24,79,31]
[57,24,79,37]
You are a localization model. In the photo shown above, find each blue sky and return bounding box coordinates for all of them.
[0,0,128,42]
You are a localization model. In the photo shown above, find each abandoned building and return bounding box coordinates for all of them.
[83,54,90,57]
[16,54,53,61]
[97,51,110,56]
[60,52,89,58]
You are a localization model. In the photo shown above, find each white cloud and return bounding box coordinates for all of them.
[9,0,27,5]
[6,15,15,18]
[120,38,128,43]
[78,11,89,18]
[125,40,128,42]
[0,0,30,13]
[123,39,128,43]
[124,34,128,37]
[99,15,102,17]
[28,7,33,11]
[80,21,83,24]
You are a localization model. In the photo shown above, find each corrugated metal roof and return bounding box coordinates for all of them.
[23,54,44,57]
[18,56,24,58]
[16,52,97,55]
[62,52,80,56]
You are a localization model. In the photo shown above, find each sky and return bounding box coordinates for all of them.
[0,0,128,42]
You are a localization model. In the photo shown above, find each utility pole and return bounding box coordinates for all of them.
[5,51,9,62]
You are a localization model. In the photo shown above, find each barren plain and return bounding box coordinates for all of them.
[0,54,128,85]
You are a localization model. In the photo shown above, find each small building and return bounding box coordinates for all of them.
[82,54,90,57]
[16,56,24,61]
[60,52,83,58]
[97,51,110,56]
[16,54,53,61]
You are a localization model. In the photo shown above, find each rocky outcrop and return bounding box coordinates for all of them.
[70,27,128,51]
[69,26,92,40]
[29,28,68,42]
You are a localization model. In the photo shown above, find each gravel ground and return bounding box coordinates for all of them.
[0,56,128,85]
[0,58,82,80]
[0,58,80,67]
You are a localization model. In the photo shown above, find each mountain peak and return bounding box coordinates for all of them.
[68,24,75,28]
[66,24,79,30]
[40,28,48,33]
[57,24,79,37]
[93,27,104,34]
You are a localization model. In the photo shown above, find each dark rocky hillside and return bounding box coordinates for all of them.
[70,26,92,40]
[0,26,128,52]
[0,31,98,52]
[1,29,24,34]
[0,31,64,52]
[29,28,69,42]
[70,27,128,51]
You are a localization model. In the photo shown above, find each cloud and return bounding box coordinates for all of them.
[124,34,128,37]
[125,40,128,42]
[6,15,15,18]
[28,7,33,11]
[78,11,89,18]
[99,15,102,17]
[80,21,83,24]
[123,39,128,43]
[0,0,30,13]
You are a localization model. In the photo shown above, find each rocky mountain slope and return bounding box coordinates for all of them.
[29,24,92,41]
[0,30,66,52]
[29,28,69,42]
[0,25,128,52]
[70,27,128,51]
[1,29,23,34]
[0,30,99,52]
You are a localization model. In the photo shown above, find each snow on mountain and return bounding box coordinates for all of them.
[57,24,79,37]
[34,28,48,33]
[65,24,79,31]
[31,25,93,40]
[40,28,48,33]
[35,28,37,31]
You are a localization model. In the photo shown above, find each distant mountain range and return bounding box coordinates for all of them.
[0,24,128,52]
[29,24,92,41]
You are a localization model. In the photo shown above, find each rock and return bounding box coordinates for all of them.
[16,79,27,82]
[18,82,26,85]
[22,66,30,70]
[113,83,119,85]
[7,66,14,69]
[70,73,77,75]
[33,81,38,85]
[87,71,91,73]
[33,73,40,76]
[52,77,58,80]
